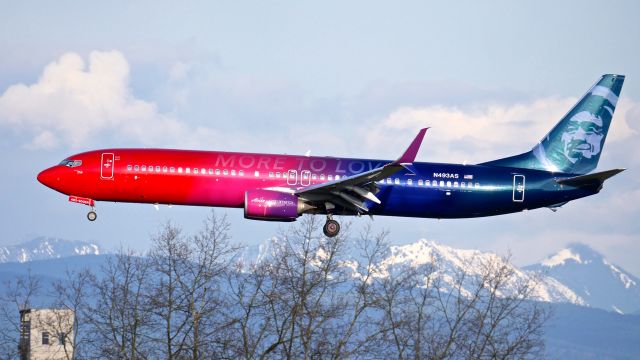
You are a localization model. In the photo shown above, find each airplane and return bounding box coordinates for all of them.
[38,74,625,238]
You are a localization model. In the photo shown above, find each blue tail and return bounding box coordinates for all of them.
[481,74,625,174]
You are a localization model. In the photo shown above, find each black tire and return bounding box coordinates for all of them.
[323,219,340,237]
[87,211,97,222]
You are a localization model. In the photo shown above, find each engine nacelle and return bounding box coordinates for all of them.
[244,190,312,221]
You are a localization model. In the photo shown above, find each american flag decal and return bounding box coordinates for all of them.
[464,174,473,180]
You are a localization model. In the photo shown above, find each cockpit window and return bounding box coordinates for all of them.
[59,159,82,168]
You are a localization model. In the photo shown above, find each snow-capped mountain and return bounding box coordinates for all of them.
[525,243,640,314]
[0,236,102,263]
[377,239,584,304]
[241,237,586,306]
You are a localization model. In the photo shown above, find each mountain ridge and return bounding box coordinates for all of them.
[0,236,102,263]
[525,242,640,314]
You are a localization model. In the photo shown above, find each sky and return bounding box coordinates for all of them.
[1,0,639,273]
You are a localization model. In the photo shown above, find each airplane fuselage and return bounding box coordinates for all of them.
[38,148,596,219]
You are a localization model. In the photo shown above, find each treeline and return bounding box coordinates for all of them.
[0,212,549,359]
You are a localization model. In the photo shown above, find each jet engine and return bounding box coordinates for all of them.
[244,189,314,221]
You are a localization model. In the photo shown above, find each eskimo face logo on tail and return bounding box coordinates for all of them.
[560,111,604,163]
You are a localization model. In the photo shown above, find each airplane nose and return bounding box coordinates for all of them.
[37,167,60,188]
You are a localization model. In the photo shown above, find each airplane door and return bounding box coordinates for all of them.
[301,170,311,186]
[101,153,114,179]
[287,170,297,186]
[512,175,525,202]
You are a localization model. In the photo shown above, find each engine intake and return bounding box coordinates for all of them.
[244,190,312,221]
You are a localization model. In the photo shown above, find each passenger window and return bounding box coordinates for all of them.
[440,181,444,187]
[134,165,139,171]
[127,165,132,171]
[268,172,274,177]
[453,181,458,187]
[208,169,213,175]
[312,174,317,180]
[475,182,480,188]
[418,180,424,186]
[141,165,146,171]
[320,174,325,180]
[426,180,431,186]
[461,182,466,188]
[394,178,400,185]
[468,182,473,188]
[335,175,340,180]
[232,170,236,176]
[239,170,244,176]
[194,168,199,174]
[254,171,260,177]
[275,172,280,178]
[223,169,229,175]
[163,166,168,172]
[386,178,392,184]
[216,169,221,175]
[178,167,183,173]
[201,168,206,174]
[186,168,191,173]
[407,179,413,185]
[170,167,175,173]
[432,180,437,187]
[328,175,333,181]
[446,181,451,188]
[148,165,153,172]
[155,166,161,172]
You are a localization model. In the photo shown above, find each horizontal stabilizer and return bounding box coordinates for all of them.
[556,168,625,188]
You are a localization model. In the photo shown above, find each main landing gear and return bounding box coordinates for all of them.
[323,215,340,238]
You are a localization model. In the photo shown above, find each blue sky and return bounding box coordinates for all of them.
[1,1,639,272]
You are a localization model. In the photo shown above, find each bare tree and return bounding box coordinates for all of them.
[222,216,387,359]
[371,251,550,360]
[0,270,41,360]
[87,249,153,359]
[147,211,240,359]
[177,211,240,358]
[0,213,550,360]
[329,224,392,359]
[48,268,94,359]
[147,223,191,359]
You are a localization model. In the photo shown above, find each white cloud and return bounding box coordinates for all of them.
[367,97,638,164]
[0,50,218,149]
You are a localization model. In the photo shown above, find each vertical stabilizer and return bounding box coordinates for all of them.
[482,74,625,174]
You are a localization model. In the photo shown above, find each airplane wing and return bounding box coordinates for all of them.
[295,128,428,214]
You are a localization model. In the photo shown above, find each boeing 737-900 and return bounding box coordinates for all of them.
[38,74,625,237]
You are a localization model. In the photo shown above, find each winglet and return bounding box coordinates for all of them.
[395,128,428,164]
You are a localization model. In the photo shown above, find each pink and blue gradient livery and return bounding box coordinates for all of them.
[38,75,626,237]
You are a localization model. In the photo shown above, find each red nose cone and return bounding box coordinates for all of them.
[37,167,58,188]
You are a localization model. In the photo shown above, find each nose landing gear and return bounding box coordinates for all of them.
[323,215,340,237]
[68,196,98,222]
[87,209,97,221]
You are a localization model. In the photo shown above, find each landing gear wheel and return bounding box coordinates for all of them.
[87,211,97,222]
[323,219,340,238]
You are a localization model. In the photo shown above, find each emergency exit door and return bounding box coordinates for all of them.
[512,175,525,202]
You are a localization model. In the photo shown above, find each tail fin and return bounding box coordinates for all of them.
[481,74,625,174]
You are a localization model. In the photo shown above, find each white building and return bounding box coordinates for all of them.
[19,309,74,360]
